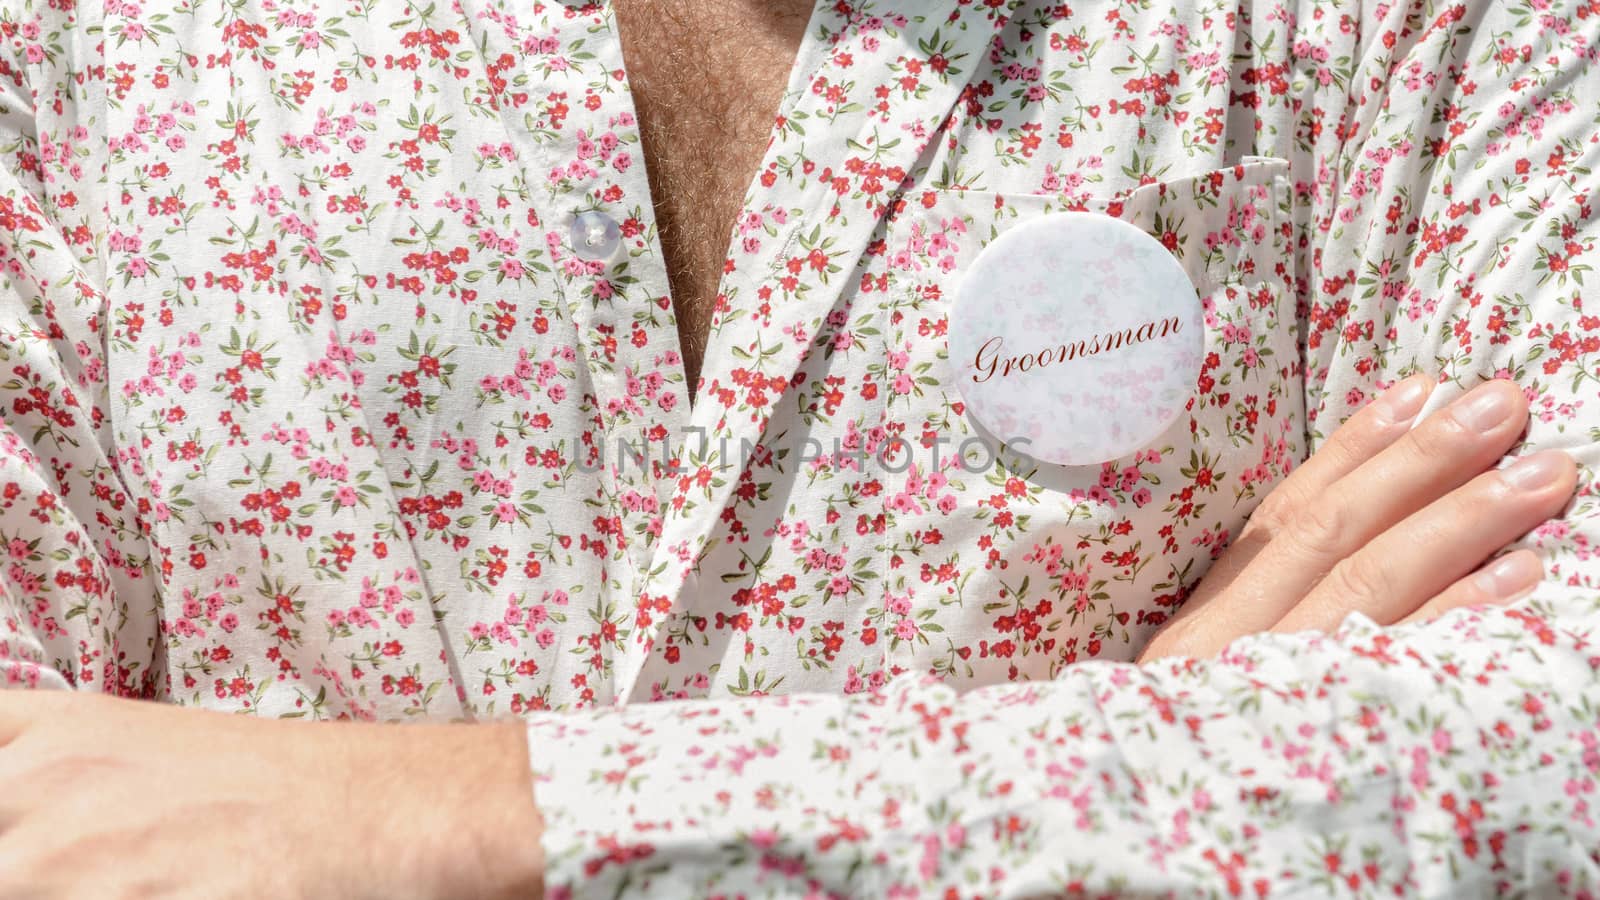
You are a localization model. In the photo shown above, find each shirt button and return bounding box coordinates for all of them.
[570,211,621,263]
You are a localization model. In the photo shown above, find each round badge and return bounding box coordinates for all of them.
[948,212,1204,467]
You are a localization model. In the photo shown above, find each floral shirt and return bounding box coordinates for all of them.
[0,0,1597,895]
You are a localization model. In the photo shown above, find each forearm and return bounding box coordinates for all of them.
[524,599,1600,897]
[429,720,546,900]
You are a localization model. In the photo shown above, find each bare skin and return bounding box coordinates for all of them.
[612,0,816,394]
[1140,376,1576,660]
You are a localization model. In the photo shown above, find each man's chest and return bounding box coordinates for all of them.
[611,0,814,389]
[99,1,1306,714]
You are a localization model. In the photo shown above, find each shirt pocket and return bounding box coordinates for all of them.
[871,157,1307,683]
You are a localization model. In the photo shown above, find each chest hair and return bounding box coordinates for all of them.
[612,0,814,390]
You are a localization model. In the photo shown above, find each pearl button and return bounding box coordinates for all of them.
[570,211,621,263]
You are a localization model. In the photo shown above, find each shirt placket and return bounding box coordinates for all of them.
[517,10,693,609]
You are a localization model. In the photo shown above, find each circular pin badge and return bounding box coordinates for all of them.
[949,211,1204,467]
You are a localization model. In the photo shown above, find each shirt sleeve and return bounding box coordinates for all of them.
[524,1,1600,895]
[527,609,1600,897]
[0,3,158,693]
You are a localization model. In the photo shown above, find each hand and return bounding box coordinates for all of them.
[0,692,544,899]
[1139,376,1578,662]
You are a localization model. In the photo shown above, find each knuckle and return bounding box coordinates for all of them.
[38,751,126,785]
[1284,494,1351,551]
[1323,555,1391,605]
[1245,496,1288,536]
[1403,413,1469,462]
[1324,411,1395,466]
[1248,486,1305,538]
[1310,429,1361,469]
[1450,575,1495,609]
[1467,471,1521,513]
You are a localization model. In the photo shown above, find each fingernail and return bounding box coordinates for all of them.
[1452,383,1519,433]
[1501,449,1571,491]
[1472,552,1542,602]
[1375,375,1430,426]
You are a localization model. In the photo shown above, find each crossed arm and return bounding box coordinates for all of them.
[0,372,1590,897]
